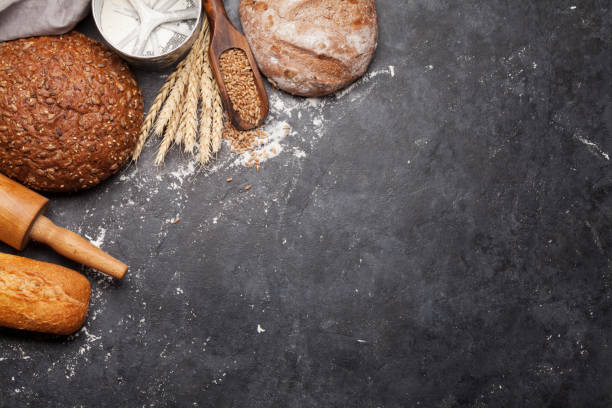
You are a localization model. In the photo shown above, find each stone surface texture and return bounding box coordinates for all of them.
[0,1,611,407]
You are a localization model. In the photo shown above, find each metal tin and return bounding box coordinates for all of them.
[92,0,202,70]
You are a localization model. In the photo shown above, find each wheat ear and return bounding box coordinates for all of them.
[136,51,191,156]
[178,64,202,153]
[154,19,209,163]
[198,80,214,164]
[154,53,193,138]
[154,93,185,165]
[198,29,215,164]
[210,88,223,154]
[176,25,206,151]
[209,38,223,155]
[153,66,188,163]
[132,69,178,161]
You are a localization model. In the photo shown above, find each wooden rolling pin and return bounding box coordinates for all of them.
[0,174,127,279]
[0,253,90,335]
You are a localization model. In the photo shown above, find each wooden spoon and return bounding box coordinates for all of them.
[203,0,269,130]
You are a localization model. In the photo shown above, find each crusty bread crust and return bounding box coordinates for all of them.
[0,253,90,335]
[239,0,378,97]
[0,32,144,192]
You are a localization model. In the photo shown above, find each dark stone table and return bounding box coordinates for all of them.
[1,1,611,407]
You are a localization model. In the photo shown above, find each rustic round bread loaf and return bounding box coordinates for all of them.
[239,0,378,97]
[0,32,143,192]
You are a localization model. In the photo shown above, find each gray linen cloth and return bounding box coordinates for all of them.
[0,0,90,42]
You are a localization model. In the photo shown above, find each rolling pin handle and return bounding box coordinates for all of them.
[30,216,127,280]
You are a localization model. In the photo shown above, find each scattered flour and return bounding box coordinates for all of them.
[220,64,398,168]
[335,65,396,99]
[293,149,307,158]
[87,227,107,248]
[0,63,399,389]
[170,160,198,183]
[230,120,292,168]
[574,132,610,161]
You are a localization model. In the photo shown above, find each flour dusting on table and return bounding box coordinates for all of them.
[0,64,398,386]
[223,64,398,167]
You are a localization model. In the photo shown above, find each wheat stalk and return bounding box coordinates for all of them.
[154,95,184,165]
[136,17,226,166]
[207,28,223,155]
[179,68,201,153]
[154,21,208,163]
[132,69,177,161]
[198,82,213,164]
[153,62,189,163]
[133,49,197,161]
[155,40,201,163]
[176,27,207,152]
[197,31,215,164]
[153,51,194,138]
[211,89,223,154]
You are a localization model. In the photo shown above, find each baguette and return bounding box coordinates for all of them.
[0,253,90,335]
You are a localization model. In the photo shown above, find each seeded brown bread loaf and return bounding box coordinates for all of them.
[0,253,90,335]
[0,32,144,192]
[239,0,378,97]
